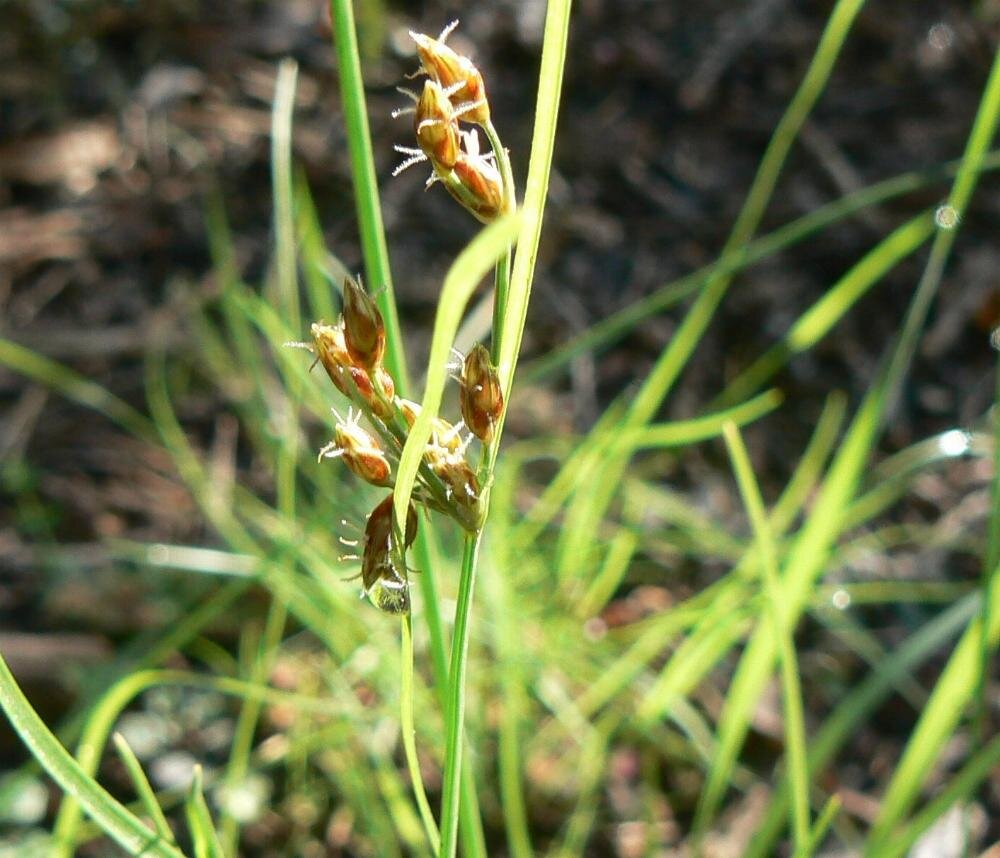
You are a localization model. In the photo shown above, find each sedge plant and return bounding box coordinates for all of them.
[3,2,1000,856]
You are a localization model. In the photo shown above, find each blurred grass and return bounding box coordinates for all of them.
[0,3,998,857]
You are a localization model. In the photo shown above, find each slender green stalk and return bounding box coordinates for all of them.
[805,796,842,855]
[111,733,176,847]
[496,0,573,397]
[326,4,490,850]
[722,423,811,853]
[483,118,517,354]
[400,616,441,853]
[439,533,484,858]
[328,0,407,387]
[219,603,287,853]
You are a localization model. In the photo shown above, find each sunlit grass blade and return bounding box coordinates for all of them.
[520,151,1000,385]
[746,594,978,857]
[555,0,867,583]
[715,212,934,407]
[864,568,1000,851]
[0,654,184,858]
[884,733,1000,858]
[185,764,225,858]
[392,213,521,532]
[722,422,811,853]
[696,44,1000,837]
[585,392,843,729]
[620,389,783,451]
[111,732,176,846]
[0,338,156,442]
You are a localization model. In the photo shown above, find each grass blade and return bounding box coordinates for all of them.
[722,422,811,853]
[111,732,176,846]
[328,0,406,388]
[555,0,868,583]
[0,654,185,858]
[391,213,520,533]
[185,765,224,858]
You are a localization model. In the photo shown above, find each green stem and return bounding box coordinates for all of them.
[439,533,484,858]
[722,423,811,853]
[400,616,441,853]
[483,119,517,358]
[328,0,408,388]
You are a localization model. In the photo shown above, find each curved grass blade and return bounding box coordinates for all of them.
[391,213,521,533]
[0,653,185,858]
[112,732,176,847]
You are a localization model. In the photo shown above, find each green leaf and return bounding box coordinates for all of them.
[0,654,185,858]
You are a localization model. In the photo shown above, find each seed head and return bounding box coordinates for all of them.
[322,413,391,486]
[437,132,505,222]
[347,365,396,420]
[361,494,418,614]
[415,80,461,170]
[460,344,503,443]
[433,458,483,528]
[410,25,489,125]
[342,277,386,370]
[311,322,354,398]
[397,398,467,457]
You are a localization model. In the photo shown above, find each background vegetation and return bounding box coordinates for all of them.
[1,0,999,855]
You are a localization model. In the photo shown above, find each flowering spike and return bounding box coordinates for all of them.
[325,412,392,486]
[342,277,386,370]
[460,344,503,443]
[432,459,483,527]
[414,80,460,170]
[361,495,418,615]
[344,365,395,420]
[409,26,490,125]
[311,322,354,398]
[449,151,504,222]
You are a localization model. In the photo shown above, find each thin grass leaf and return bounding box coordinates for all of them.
[0,338,156,442]
[555,0,868,584]
[694,42,1000,831]
[111,732,176,846]
[805,796,842,855]
[865,44,1000,848]
[294,170,343,323]
[391,213,520,533]
[0,654,185,858]
[521,151,1000,384]
[722,422,811,853]
[884,734,1000,858]
[619,389,783,451]
[746,595,980,857]
[716,211,934,407]
[185,765,225,858]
